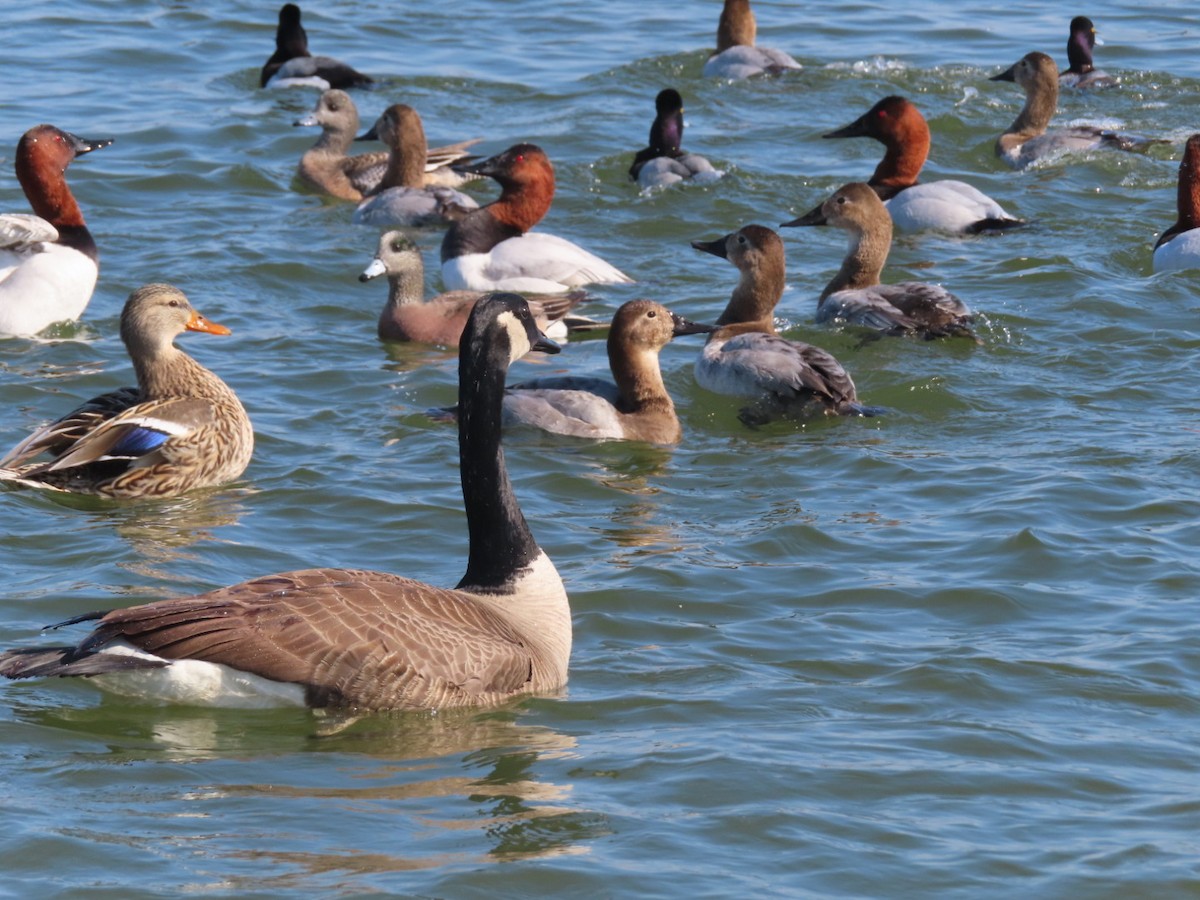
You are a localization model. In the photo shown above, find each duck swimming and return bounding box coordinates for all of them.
[702,0,801,80]
[824,96,1023,234]
[440,143,633,294]
[502,299,714,443]
[351,104,478,227]
[0,294,571,710]
[1153,134,1200,274]
[991,51,1154,169]
[783,183,978,341]
[360,231,588,344]
[0,284,253,498]
[261,3,373,90]
[1060,16,1116,90]
[629,89,722,191]
[0,124,112,336]
[293,90,478,201]
[690,225,865,422]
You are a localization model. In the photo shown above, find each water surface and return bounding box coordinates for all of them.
[1,1,1199,896]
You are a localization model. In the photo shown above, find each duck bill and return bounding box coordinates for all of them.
[823,112,871,139]
[452,153,501,178]
[989,64,1017,83]
[353,122,380,142]
[359,258,385,282]
[66,132,113,155]
[670,313,716,337]
[780,201,827,228]
[533,332,561,354]
[185,311,232,336]
[294,113,319,128]
[690,236,729,259]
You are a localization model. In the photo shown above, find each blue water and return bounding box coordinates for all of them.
[1,1,1199,896]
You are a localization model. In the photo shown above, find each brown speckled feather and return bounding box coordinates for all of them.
[87,569,536,709]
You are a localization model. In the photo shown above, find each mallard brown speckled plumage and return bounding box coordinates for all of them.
[0,283,253,498]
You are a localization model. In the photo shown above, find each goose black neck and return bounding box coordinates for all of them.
[455,325,539,593]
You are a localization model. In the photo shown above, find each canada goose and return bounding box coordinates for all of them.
[690,225,865,422]
[0,284,253,498]
[0,294,571,710]
[503,299,714,443]
[782,183,978,341]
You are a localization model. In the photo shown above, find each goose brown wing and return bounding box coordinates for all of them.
[85,568,536,708]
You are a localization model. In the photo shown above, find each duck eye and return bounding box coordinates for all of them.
[167,300,180,308]
[737,235,747,244]
[647,310,657,318]
[515,154,525,163]
[837,196,847,205]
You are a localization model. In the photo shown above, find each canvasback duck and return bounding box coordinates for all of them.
[261,3,373,90]
[0,294,571,710]
[502,299,714,443]
[294,90,479,199]
[783,183,978,341]
[0,285,253,498]
[0,125,112,336]
[1153,134,1200,273]
[440,144,633,294]
[360,231,589,344]
[690,225,864,422]
[703,0,801,80]
[351,104,478,227]
[1061,16,1116,90]
[824,96,1023,234]
[629,89,723,191]
[990,51,1154,169]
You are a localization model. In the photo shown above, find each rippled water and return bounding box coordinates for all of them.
[2,1,1199,895]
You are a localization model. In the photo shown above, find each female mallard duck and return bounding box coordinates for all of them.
[0,294,570,711]
[0,283,253,498]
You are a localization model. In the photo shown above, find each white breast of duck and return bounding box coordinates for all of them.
[0,235,98,335]
[1153,134,1200,273]
[440,144,632,294]
[0,125,112,336]
[884,182,1015,234]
